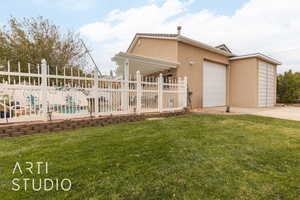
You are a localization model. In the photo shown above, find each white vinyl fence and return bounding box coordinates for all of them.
[0,59,187,123]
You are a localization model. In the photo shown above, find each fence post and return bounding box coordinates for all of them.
[158,73,163,112]
[41,59,48,121]
[93,71,99,116]
[136,71,141,114]
[183,76,188,108]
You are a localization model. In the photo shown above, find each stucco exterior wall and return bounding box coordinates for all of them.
[177,42,229,108]
[229,58,258,107]
[127,36,278,109]
[128,38,178,63]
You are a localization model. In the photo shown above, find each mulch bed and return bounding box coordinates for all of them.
[0,110,187,138]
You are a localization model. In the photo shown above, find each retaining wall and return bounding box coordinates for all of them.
[0,111,186,138]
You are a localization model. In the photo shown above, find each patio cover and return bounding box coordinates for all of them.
[111,52,178,78]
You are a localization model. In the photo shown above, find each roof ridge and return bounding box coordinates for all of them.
[136,33,179,37]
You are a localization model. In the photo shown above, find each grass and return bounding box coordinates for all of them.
[0,114,299,200]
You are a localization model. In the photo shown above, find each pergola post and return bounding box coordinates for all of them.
[124,59,129,80]
[121,59,129,112]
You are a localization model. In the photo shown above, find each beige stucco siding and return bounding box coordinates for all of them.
[128,38,178,63]
[127,36,279,108]
[229,58,258,107]
[177,42,229,108]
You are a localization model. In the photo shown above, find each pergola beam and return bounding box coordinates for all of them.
[111,52,178,78]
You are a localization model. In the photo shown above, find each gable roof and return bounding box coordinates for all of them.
[127,33,234,57]
[215,44,232,53]
[126,32,281,65]
[229,53,282,65]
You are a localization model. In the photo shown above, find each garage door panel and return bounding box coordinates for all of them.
[203,61,226,107]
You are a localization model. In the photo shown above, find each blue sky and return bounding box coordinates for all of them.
[1,0,249,30]
[1,0,300,73]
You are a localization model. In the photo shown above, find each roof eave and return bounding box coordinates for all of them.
[112,52,179,67]
[127,33,139,53]
[177,36,235,57]
[229,53,282,65]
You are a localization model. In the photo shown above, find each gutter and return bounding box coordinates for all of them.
[229,53,282,65]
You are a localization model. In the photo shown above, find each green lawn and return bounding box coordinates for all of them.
[0,114,299,200]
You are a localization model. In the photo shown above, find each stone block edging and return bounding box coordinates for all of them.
[0,111,187,138]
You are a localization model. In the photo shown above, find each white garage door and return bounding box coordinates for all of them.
[203,61,227,107]
[258,61,276,107]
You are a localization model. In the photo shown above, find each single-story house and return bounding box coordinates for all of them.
[112,26,281,109]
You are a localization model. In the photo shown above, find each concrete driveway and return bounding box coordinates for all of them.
[230,106,300,121]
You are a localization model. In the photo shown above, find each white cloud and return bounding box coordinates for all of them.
[80,0,300,74]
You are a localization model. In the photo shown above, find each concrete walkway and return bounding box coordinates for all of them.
[230,106,300,121]
[192,106,300,121]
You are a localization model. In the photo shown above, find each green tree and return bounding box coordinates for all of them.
[277,70,300,103]
[0,16,89,74]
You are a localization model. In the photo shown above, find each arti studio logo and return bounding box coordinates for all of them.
[11,162,71,192]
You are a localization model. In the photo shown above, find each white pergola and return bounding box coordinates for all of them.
[111,52,179,79]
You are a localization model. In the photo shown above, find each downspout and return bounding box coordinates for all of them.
[226,63,231,112]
